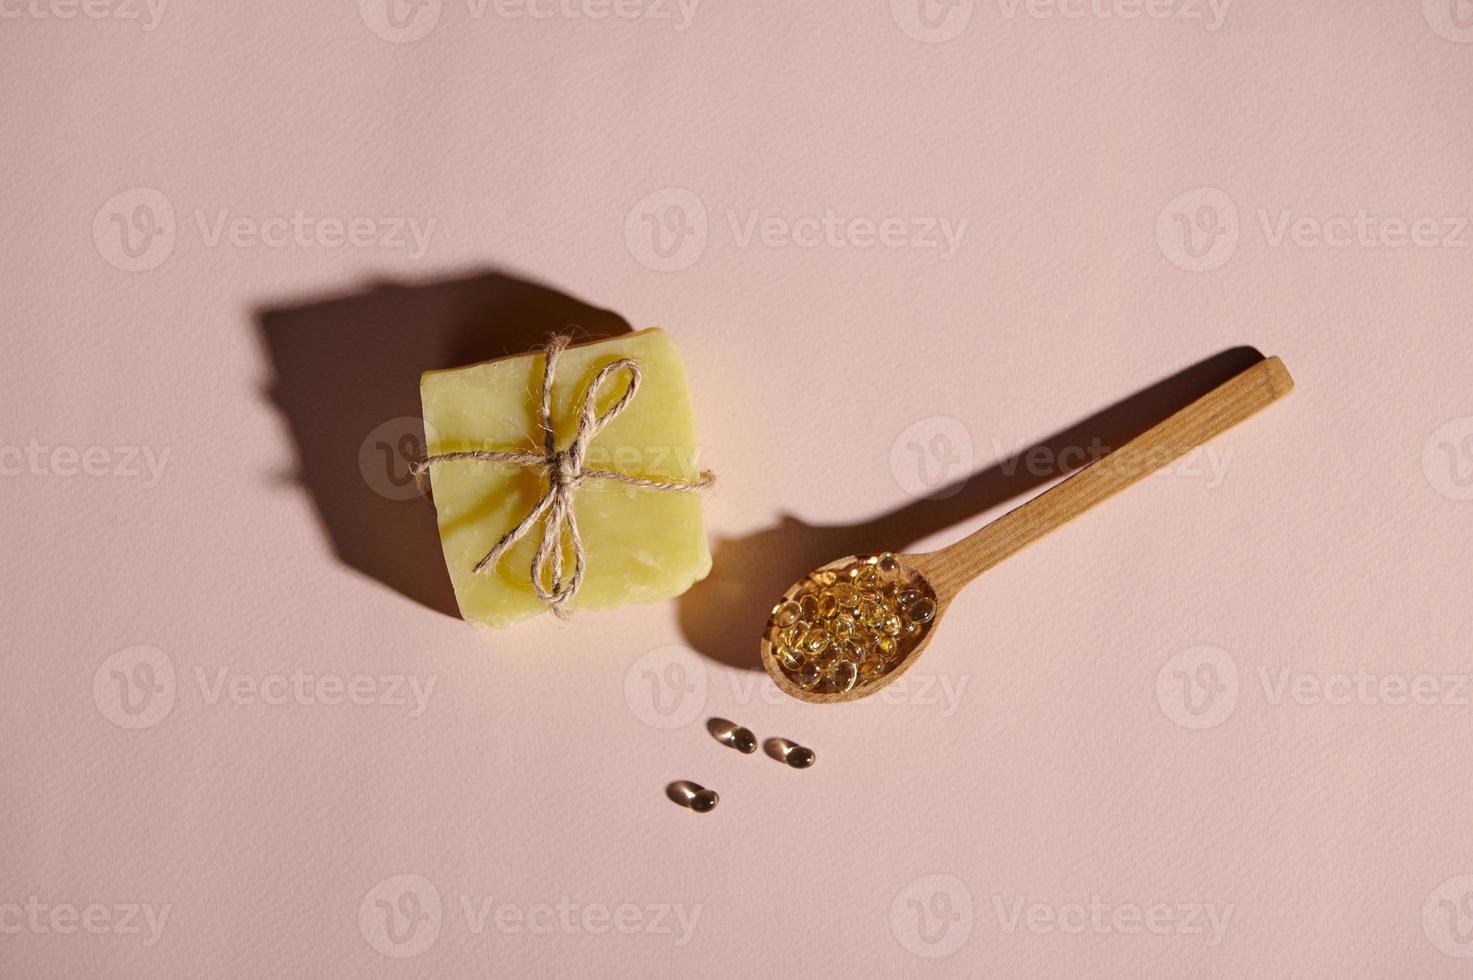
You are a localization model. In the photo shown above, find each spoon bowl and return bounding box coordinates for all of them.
[759,552,950,703]
[760,355,1295,705]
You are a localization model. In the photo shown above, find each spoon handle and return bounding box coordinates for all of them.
[913,356,1294,599]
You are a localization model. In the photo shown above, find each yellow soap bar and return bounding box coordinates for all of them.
[420,328,712,628]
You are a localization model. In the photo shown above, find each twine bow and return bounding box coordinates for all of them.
[413,335,714,617]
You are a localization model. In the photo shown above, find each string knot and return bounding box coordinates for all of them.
[548,449,580,489]
[414,333,714,618]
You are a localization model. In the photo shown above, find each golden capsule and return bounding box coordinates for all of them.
[878,553,901,573]
[860,601,886,626]
[669,781,719,813]
[804,630,832,655]
[833,660,859,693]
[876,635,897,658]
[709,720,758,754]
[815,649,842,677]
[777,644,806,670]
[881,615,903,636]
[799,594,820,622]
[817,593,838,618]
[907,597,937,624]
[831,613,857,637]
[795,662,821,689]
[782,743,816,768]
[773,600,801,628]
[831,583,860,609]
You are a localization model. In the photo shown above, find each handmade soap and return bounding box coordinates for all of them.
[420,328,711,628]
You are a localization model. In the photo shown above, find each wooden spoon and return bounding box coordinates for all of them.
[760,355,1294,704]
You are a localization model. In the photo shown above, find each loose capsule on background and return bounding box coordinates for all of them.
[709,718,758,754]
[729,726,756,753]
[784,744,816,768]
[667,781,719,813]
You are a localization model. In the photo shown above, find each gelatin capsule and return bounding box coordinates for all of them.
[897,588,921,606]
[831,613,856,637]
[783,744,816,769]
[708,719,757,754]
[881,615,903,636]
[773,600,801,629]
[876,635,898,658]
[805,630,832,655]
[796,662,821,689]
[832,583,860,608]
[907,597,937,624]
[833,660,858,693]
[780,626,805,652]
[860,601,886,626]
[730,726,756,754]
[878,553,900,573]
[817,593,838,618]
[669,781,719,813]
[777,645,806,670]
[799,594,820,621]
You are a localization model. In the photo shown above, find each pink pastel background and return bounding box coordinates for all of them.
[4,2,1472,976]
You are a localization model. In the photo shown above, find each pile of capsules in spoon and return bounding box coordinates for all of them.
[765,553,938,695]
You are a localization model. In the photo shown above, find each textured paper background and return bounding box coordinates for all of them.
[3,2,1472,976]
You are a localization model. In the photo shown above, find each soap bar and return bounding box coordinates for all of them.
[420,328,712,628]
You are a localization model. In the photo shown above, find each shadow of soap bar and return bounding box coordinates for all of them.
[420,328,712,628]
